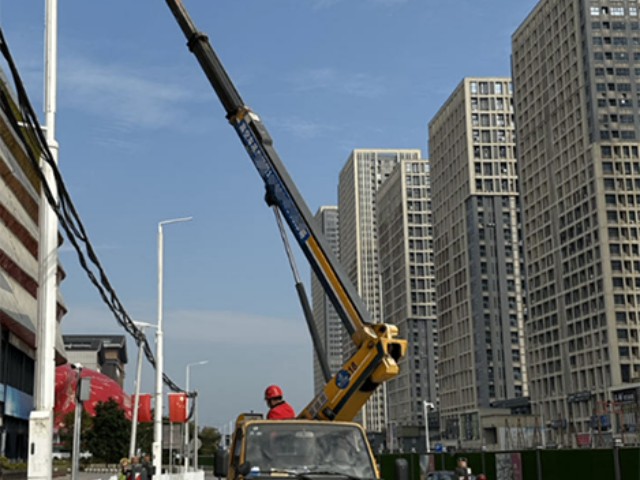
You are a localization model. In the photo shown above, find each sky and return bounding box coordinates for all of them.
[0,0,539,431]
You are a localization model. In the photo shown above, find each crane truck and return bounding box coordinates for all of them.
[162,2,409,479]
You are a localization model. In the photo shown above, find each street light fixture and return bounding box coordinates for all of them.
[153,217,193,476]
[423,400,435,453]
[184,360,208,471]
[129,321,158,460]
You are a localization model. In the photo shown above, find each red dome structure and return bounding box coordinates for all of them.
[54,363,132,428]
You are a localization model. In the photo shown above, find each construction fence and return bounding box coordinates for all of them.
[376,447,640,480]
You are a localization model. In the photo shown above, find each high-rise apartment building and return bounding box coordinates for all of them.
[311,206,343,394]
[338,148,422,432]
[377,159,439,432]
[513,0,640,437]
[429,78,528,436]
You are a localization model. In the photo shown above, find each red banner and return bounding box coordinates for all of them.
[168,393,187,423]
[136,393,152,422]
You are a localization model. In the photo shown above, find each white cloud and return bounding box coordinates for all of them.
[162,309,309,345]
[310,0,343,10]
[58,55,196,131]
[291,67,385,99]
[310,0,409,9]
[61,304,308,346]
[373,0,410,5]
[267,116,337,140]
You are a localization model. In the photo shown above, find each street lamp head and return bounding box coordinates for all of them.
[159,216,193,227]
[133,320,157,329]
[187,360,209,368]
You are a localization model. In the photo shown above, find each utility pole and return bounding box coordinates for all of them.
[71,366,82,480]
[153,217,192,476]
[130,321,156,460]
[423,401,434,453]
[71,365,90,480]
[28,1,58,480]
[184,360,208,471]
[193,391,199,471]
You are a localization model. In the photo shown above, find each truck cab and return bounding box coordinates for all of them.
[214,414,394,480]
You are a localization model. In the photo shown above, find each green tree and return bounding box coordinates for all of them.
[59,409,93,451]
[198,426,221,456]
[85,398,131,464]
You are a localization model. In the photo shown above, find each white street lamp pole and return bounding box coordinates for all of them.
[423,401,435,453]
[28,1,58,479]
[184,361,208,471]
[130,321,157,460]
[153,217,193,476]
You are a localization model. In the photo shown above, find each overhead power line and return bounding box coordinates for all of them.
[0,25,194,402]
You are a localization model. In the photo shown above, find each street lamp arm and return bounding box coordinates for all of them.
[133,320,158,330]
[159,216,193,228]
[187,360,209,369]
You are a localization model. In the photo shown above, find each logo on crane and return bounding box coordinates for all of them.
[335,369,351,389]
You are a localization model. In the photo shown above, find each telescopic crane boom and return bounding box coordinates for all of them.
[164,0,406,422]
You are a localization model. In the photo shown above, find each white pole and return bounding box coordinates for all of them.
[184,360,208,471]
[194,392,199,471]
[153,217,192,477]
[423,401,430,453]
[184,367,190,471]
[169,422,174,478]
[222,424,226,449]
[71,367,82,480]
[153,224,164,476]
[423,401,434,453]
[28,1,58,479]
[130,323,153,460]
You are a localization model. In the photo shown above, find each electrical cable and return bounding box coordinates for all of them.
[0,25,194,399]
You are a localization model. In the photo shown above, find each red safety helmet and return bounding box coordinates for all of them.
[476,475,486,480]
[265,385,283,400]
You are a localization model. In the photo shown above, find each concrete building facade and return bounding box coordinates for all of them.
[377,159,439,436]
[513,0,640,441]
[63,335,128,388]
[0,69,67,459]
[338,148,421,432]
[311,206,343,394]
[429,78,528,438]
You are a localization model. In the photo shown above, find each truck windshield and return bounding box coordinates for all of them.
[244,423,375,478]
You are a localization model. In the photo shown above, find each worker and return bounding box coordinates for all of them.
[264,385,295,419]
[454,457,472,480]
